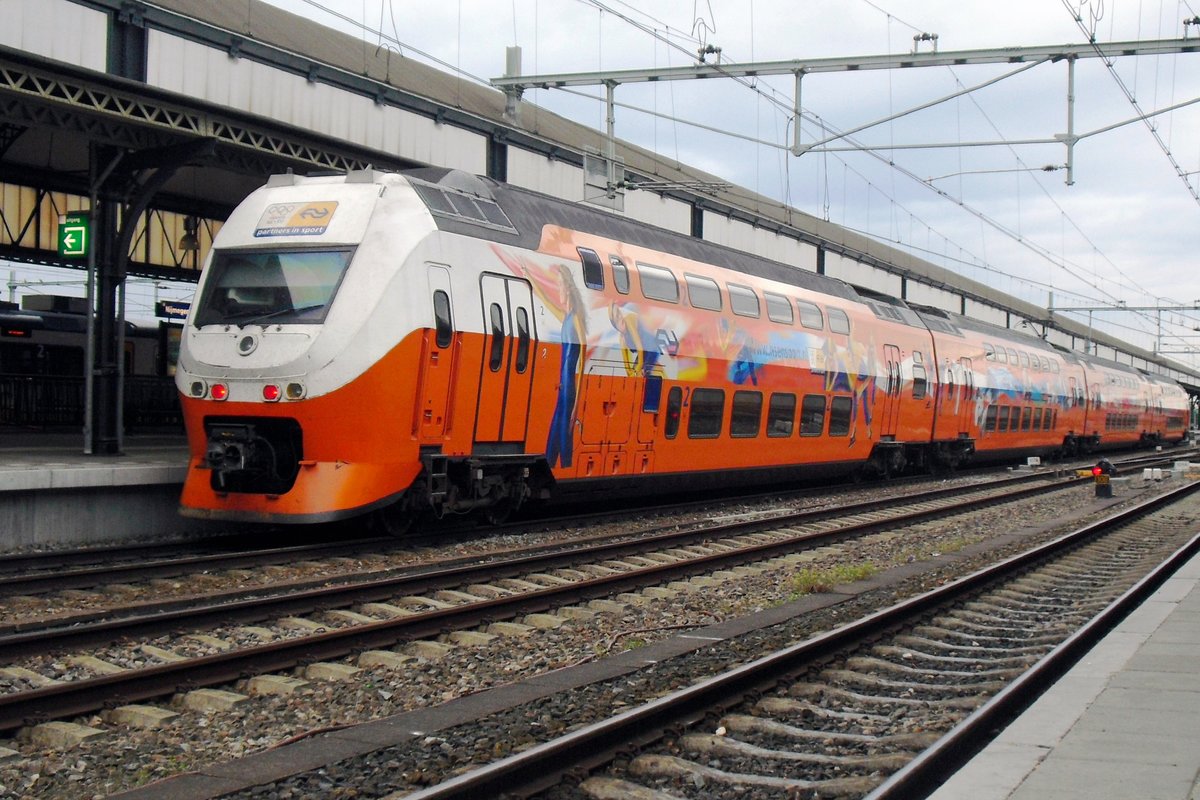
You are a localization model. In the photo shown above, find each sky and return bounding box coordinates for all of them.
[13,0,1200,370]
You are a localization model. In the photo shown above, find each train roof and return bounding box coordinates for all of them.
[404,167,863,305]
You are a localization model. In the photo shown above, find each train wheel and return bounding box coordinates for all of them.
[481,498,516,526]
[372,503,414,537]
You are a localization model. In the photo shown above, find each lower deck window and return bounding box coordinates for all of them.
[800,394,826,436]
[730,390,763,437]
[767,393,796,437]
[688,388,725,438]
[828,395,852,437]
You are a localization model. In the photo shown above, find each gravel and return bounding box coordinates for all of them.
[0,471,1174,800]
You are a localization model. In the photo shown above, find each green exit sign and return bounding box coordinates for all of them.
[58,211,90,258]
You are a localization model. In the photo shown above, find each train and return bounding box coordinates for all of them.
[174,167,1192,529]
[0,300,181,428]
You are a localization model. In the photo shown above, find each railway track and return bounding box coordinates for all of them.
[2,468,1191,797]
[1,448,1187,601]
[388,481,1200,800]
[0,467,1097,732]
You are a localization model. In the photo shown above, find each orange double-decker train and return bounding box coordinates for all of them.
[174,168,1190,529]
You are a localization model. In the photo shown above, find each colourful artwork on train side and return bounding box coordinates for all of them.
[491,228,889,452]
[490,234,837,386]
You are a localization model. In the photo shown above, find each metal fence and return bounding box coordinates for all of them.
[0,375,182,430]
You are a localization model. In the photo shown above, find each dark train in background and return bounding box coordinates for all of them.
[0,296,181,429]
[174,168,1192,529]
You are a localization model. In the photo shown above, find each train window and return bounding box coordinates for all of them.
[194,249,353,327]
[797,301,824,330]
[984,405,998,432]
[643,375,662,413]
[1005,347,1018,365]
[685,274,722,311]
[912,363,927,400]
[828,395,852,436]
[828,308,851,335]
[665,386,683,439]
[1021,407,1032,431]
[578,247,605,290]
[764,292,794,325]
[610,256,631,294]
[984,343,996,361]
[638,263,680,303]
[800,394,826,436]
[1050,359,1059,374]
[488,303,505,371]
[997,405,1011,432]
[687,388,725,438]
[729,284,760,318]
[1019,351,1030,369]
[1050,409,1057,429]
[514,307,530,373]
[433,290,453,349]
[731,391,763,437]
[995,348,1007,364]
[767,393,796,437]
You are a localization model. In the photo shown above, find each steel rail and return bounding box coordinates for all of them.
[0,470,1075,656]
[0,448,1183,591]
[866,526,1200,798]
[0,470,1082,731]
[399,481,1200,800]
[0,537,389,596]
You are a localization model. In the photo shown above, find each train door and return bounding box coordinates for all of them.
[958,357,975,434]
[415,265,459,441]
[474,274,537,446]
[878,344,902,438]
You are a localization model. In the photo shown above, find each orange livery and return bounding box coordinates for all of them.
[175,168,1190,528]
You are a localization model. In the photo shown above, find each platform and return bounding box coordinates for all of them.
[0,429,207,549]
[929,545,1200,800]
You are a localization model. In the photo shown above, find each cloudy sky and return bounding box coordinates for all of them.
[256,0,1200,366]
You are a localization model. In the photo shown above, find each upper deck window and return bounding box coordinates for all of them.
[828,308,851,335]
[686,274,722,311]
[610,256,631,294]
[194,249,353,327]
[764,292,793,324]
[728,284,760,318]
[578,248,605,290]
[638,263,680,303]
[797,300,824,330]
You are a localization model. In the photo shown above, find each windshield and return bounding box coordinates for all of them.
[193,249,353,327]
